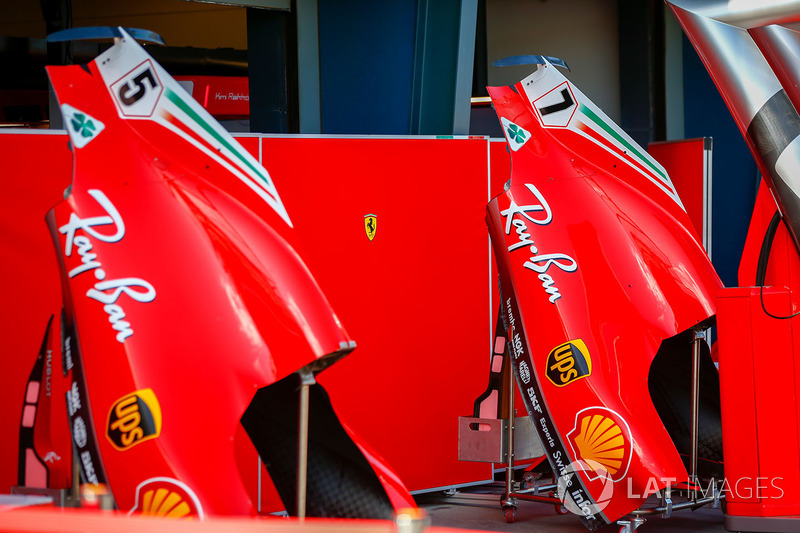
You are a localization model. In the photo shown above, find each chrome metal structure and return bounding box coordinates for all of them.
[667,0,800,254]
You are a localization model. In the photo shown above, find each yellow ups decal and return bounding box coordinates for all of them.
[106,388,162,451]
[546,339,592,387]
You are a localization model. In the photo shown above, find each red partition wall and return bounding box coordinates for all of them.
[0,131,72,495]
[0,131,494,505]
[260,136,493,492]
[648,138,712,252]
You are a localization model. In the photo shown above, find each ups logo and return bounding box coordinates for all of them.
[106,388,162,451]
[546,339,592,387]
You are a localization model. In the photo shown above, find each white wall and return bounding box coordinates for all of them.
[486,0,621,122]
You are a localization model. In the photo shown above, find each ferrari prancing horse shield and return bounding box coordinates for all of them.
[364,214,377,241]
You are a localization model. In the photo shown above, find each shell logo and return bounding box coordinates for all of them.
[129,477,204,520]
[566,407,632,483]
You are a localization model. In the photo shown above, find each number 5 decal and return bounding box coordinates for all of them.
[111,60,163,118]
[119,69,158,106]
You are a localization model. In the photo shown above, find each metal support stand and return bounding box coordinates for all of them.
[72,445,80,504]
[711,478,721,509]
[617,517,646,533]
[296,368,315,520]
[501,357,518,522]
[690,329,704,502]
[495,350,564,523]
[660,485,673,519]
[464,321,723,526]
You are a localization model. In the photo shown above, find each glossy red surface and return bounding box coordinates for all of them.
[487,65,722,527]
[717,288,800,517]
[41,34,409,517]
[0,131,494,511]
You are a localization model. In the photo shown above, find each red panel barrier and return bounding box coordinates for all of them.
[648,138,711,251]
[0,131,72,494]
[717,287,800,525]
[261,136,493,492]
[0,131,493,508]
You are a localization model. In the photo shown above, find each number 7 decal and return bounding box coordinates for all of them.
[533,82,578,128]
[538,88,574,116]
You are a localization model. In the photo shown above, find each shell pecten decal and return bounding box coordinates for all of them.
[566,407,632,482]
[129,477,204,520]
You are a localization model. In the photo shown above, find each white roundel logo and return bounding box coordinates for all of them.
[557,460,614,517]
[519,361,531,384]
[73,416,88,448]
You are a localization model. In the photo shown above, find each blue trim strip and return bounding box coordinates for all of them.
[47,27,164,45]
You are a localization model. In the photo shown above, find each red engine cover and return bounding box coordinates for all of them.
[43,30,408,516]
[487,60,722,528]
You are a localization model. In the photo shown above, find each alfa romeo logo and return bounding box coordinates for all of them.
[60,103,105,149]
[71,113,97,138]
[507,123,527,143]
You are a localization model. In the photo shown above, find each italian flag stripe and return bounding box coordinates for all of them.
[579,104,667,183]
[164,88,272,189]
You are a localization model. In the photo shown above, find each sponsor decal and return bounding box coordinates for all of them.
[80,450,99,485]
[500,117,531,151]
[566,407,632,483]
[73,416,88,448]
[546,339,592,387]
[557,460,614,518]
[63,335,74,374]
[533,81,577,128]
[518,360,531,384]
[67,382,82,416]
[129,477,204,519]
[58,189,156,343]
[61,104,106,149]
[110,60,162,117]
[106,389,162,451]
[43,451,61,463]
[500,184,578,304]
[62,324,108,486]
[44,350,52,397]
[364,214,377,241]
[500,290,605,529]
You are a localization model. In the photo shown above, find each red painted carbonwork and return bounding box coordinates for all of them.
[41,32,414,517]
[486,62,722,528]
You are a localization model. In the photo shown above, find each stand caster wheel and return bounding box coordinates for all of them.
[555,504,569,515]
[504,506,517,523]
[521,471,540,490]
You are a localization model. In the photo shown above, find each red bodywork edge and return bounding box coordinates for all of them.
[487,63,722,528]
[43,31,414,517]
